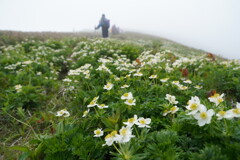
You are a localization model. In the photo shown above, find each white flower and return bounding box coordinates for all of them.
[15,84,22,92]
[87,100,97,108]
[208,93,224,106]
[82,109,90,117]
[123,115,138,127]
[121,92,133,100]
[94,128,104,137]
[170,106,179,114]
[133,72,143,77]
[103,82,114,90]
[194,85,202,89]
[165,94,178,104]
[229,102,240,118]
[120,84,130,88]
[124,99,136,106]
[149,75,157,79]
[97,104,109,109]
[193,106,214,126]
[186,96,202,115]
[136,117,151,128]
[160,78,169,82]
[118,126,135,143]
[63,78,72,82]
[178,85,188,90]
[171,81,180,85]
[56,109,70,117]
[183,79,192,84]
[216,110,233,120]
[103,131,120,146]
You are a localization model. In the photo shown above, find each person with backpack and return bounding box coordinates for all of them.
[95,14,110,38]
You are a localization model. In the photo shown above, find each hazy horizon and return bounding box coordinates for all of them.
[1,0,240,59]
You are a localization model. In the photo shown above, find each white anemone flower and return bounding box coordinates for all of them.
[94,128,104,137]
[123,115,138,127]
[82,109,90,117]
[87,100,97,108]
[97,104,109,109]
[186,96,202,115]
[15,84,22,92]
[133,72,143,77]
[103,131,120,146]
[216,110,233,120]
[208,93,224,106]
[56,109,70,117]
[149,75,157,79]
[121,92,133,100]
[118,126,135,143]
[193,105,214,127]
[165,94,178,104]
[120,84,130,88]
[124,99,136,106]
[136,117,151,128]
[160,78,169,82]
[183,79,192,84]
[194,85,202,89]
[229,102,240,118]
[103,82,114,90]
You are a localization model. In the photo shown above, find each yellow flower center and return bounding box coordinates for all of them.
[110,130,117,136]
[83,111,88,115]
[217,98,223,103]
[170,106,177,112]
[200,112,207,119]
[128,118,135,123]
[105,134,112,139]
[211,93,220,98]
[123,93,129,97]
[127,99,133,103]
[218,111,226,116]
[140,119,146,124]
[163,109,169,113]
[90,101,95,105]
[233,108,240,114]
[120,128,127,135]
[95,130,101,135]
[100,104,105,107]
[190,103,197,110]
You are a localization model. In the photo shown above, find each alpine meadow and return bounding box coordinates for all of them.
[1,31,240,160]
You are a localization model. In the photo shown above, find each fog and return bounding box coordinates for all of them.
[1,0,240,59]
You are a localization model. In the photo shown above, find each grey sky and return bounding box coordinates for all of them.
[0,0,240,59]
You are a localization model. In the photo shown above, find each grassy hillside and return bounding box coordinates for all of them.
[0,31,239,159]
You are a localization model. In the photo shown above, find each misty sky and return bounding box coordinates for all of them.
[0,0,240,59]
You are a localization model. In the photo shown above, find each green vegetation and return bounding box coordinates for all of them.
[0,32,240,159]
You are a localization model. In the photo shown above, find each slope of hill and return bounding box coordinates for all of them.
[0,31,239,159]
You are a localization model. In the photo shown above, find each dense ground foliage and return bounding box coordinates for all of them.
[0,37,240,160]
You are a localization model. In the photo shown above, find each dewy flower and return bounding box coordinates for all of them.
[82,109,90,117]
[193,105,214,126]
[160,78,169,82]
[136,117,151,128]
[94,128,104,137]
[118,126,135,143]
[123,115,138,127]
[97,104,109,109]
[15,84,22,92]
[186,96,203,115]
[103,82,114,90]
[208,93,224,106]
[56,109,70,117]
[124,99,136,106]
[103,130,120,146]
[120,84,130,88]
[165,94,178,104]
[121,92,133,100]
[149,75,157,79]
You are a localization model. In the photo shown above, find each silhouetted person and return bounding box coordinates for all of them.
[95,14,110,38]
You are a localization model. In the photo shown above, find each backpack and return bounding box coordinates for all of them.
[103,19,110,28]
